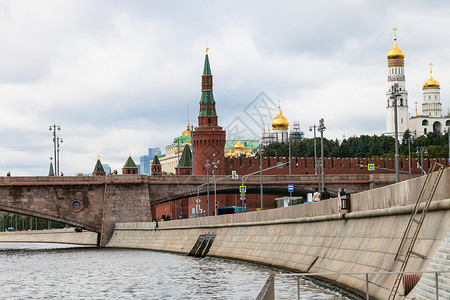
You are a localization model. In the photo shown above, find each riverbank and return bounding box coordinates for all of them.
[0,228,98,245]
[107,169,450,299]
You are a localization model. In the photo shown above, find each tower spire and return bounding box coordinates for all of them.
[199,48,217,119]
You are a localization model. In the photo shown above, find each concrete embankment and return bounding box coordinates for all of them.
[107,169,450,299]
[0,228,98,245]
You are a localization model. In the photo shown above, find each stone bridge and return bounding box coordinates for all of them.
[0,173,402,246]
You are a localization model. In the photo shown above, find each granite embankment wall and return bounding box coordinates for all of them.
[0,228,98,245]
[107,168,450,299]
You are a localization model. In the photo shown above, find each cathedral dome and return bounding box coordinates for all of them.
[387,39,405,61]
[423,72,440,89]
[181,124,191,136]
[272,105,289,130]
[233,139,245,151]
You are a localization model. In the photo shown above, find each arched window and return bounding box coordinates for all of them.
[422,119,429,126]
[400,98,403,106]
[433,121,442,133]
[446,120,450,126]
[424,128,427,134]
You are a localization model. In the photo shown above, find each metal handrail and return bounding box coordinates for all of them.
[269,270,449,300]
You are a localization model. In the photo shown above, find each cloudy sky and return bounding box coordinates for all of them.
[1,0,449,176]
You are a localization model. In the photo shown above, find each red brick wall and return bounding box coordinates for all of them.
[224,156,448,176]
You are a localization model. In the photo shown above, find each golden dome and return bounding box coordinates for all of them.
[181,124,191,136]
[387,38,405,61]
[272,104,289,130]
[233,138,245,151]
[423,64,440,89]
[226,151,233,157]
[245,152,251,157]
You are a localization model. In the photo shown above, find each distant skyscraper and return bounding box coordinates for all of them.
[139,148,161,174]
[148,148,161,158]
[103,164,111,175]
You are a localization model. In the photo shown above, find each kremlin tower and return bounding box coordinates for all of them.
[192,49,226,175]
[385,28,409,137]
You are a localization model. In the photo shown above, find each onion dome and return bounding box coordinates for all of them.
[387,37,405,61]
[233,138,245,151]
[245,152,251,157]
[272,104,289,130]
[226,150,232,157]
[423,64,440,89]
[181,124,191,136]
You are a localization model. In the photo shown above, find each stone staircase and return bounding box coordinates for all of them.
[410,232,450,299]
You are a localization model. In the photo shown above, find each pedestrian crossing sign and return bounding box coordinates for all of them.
[368,163,375,171]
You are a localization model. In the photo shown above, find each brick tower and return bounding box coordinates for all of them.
[192,49,226,175]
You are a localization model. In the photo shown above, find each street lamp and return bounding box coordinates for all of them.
[309,125,318,177]
[318,119,326,191]
[49,124,61,176]
[57,137,63,176]
[390,83,401,183]
[416,146,428,175]
[258,146,264,210]
[288,132,292,176]
[212,154,220,216]
[205,159,211,216]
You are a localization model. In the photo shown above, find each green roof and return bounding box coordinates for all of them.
[93,158,105,174]
[152,154,161,165]
[123,156,138,169]
[225,140,260,150]
[48,161,54,176]
[203,53,211,75]
[177,144,192,168]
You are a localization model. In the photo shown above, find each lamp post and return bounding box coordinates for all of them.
[390,83,400,183]
[56,137,63,176]
[205,159,211,216]
[408,132,412,178]
[318,119,326,191]
[416,146,428,175]
[49,124,61,176]
[259,146,264,210]
[288,131,292,176]
[309,125,318,176]
[448,126,450,166]
[212,154,219,216]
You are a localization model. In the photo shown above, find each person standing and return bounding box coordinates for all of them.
[321,187,331,200]
[313,188,321,202]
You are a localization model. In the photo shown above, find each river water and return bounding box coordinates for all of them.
[0,243,359,299]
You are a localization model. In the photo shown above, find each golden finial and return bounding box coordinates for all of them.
[429,62,433,76]
[98,155,100,160]
[392,27,398,41]
[414,101,418,117]
[206,48,209,54]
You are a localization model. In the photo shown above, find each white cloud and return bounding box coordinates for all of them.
[1,0,450,175]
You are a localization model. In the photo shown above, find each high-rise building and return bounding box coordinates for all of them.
[139,148,161,174]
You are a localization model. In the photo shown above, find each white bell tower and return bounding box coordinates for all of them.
[385,28,409,138]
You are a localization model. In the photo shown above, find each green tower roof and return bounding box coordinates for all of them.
[203,51,211,75]
[199,50,217,117]
[177,144,192,168]
[152,154,161,165]
[93,158,105,174]
[123,156,138,169]
[48,160,54,176]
